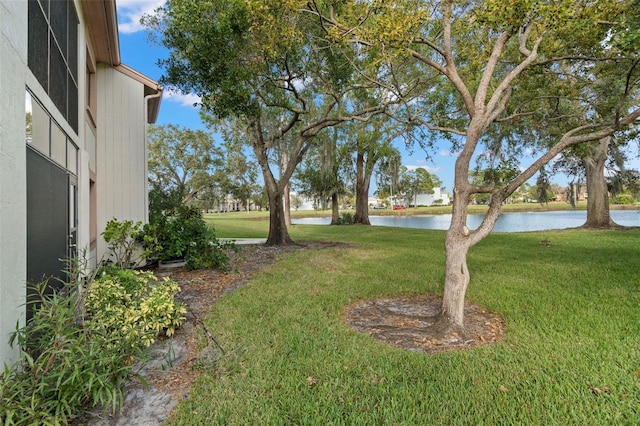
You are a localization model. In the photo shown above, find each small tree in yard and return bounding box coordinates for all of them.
[309,0,640,333]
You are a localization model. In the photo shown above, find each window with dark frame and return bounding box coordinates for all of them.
[27,0,79,133]
[26,90,79,176]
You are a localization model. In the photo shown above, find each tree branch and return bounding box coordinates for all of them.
[440,2,475,117]
[485,34,543,124]
[476,31,511,109]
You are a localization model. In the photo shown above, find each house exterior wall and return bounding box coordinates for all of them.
[412,187,451,207]
[0,0,28,366]
[0,0,160,367]
[95,64,149,261]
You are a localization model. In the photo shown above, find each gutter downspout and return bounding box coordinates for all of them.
[143,91,163,223]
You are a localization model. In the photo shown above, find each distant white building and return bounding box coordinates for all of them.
[286,189,452,211]
[368,196,382,206]
[289,191,319,211]
[410,187,451,207]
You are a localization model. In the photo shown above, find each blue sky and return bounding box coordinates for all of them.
[115,1,638,196]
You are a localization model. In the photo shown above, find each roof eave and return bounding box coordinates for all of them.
[81,0,120,65]
[115,64,164,124]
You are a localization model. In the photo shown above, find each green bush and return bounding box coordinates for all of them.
[1,281,138,424]
[1,265,186,424]
[86,268,186,349]
[612,193,634,204]
[337,211,355,225]
[141,205,235,270]
[102,218,144,268]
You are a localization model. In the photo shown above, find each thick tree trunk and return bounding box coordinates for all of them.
[583,137,617,229]
[251,123,295,246]
[330,192,340,225]
[439,237,471,329]
[440,186,472,329]
[354,151,371,225]
[265,188,294,246]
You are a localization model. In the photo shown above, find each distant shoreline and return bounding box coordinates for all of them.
[290,201,639,219]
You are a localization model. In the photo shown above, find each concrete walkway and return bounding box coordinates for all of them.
[219,238,267,245]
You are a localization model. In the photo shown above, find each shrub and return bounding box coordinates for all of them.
[612,193,634,204]
[141,205,235,270]
[1,264,186,424]
[337,211,355,225]
[1,280,138,424]
[86,268,186,349]
[102,218,144,268]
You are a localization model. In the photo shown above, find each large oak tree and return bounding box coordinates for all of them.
[144,0,397,245]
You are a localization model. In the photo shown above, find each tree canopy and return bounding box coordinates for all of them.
[145,0,403,245]
[145,0,640,332]
[147,124,223,206]
[306,0,640,330]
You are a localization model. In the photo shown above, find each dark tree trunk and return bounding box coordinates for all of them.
[284,182,292,226]
[330,193,340,225]
[354,151,371,225]
[251,122,295,246]
[265,188,294,246]
[583,137,617,229]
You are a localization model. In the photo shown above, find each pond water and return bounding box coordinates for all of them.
[292,209,640,233]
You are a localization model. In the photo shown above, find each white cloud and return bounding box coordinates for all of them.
[163,89,202,107]
[405,165,441,174]
[439,149,459,157]
[117,0,164,34]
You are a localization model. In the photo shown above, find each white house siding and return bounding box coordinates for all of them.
[412,188,451,207]
[0,0,28,366]
[95,64,148,261]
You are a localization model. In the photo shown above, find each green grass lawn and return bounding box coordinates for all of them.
[171,217,640,425]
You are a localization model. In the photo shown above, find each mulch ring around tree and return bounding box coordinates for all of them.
[345,294,505,354]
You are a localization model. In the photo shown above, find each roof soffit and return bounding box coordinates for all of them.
[80,0,120,65]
